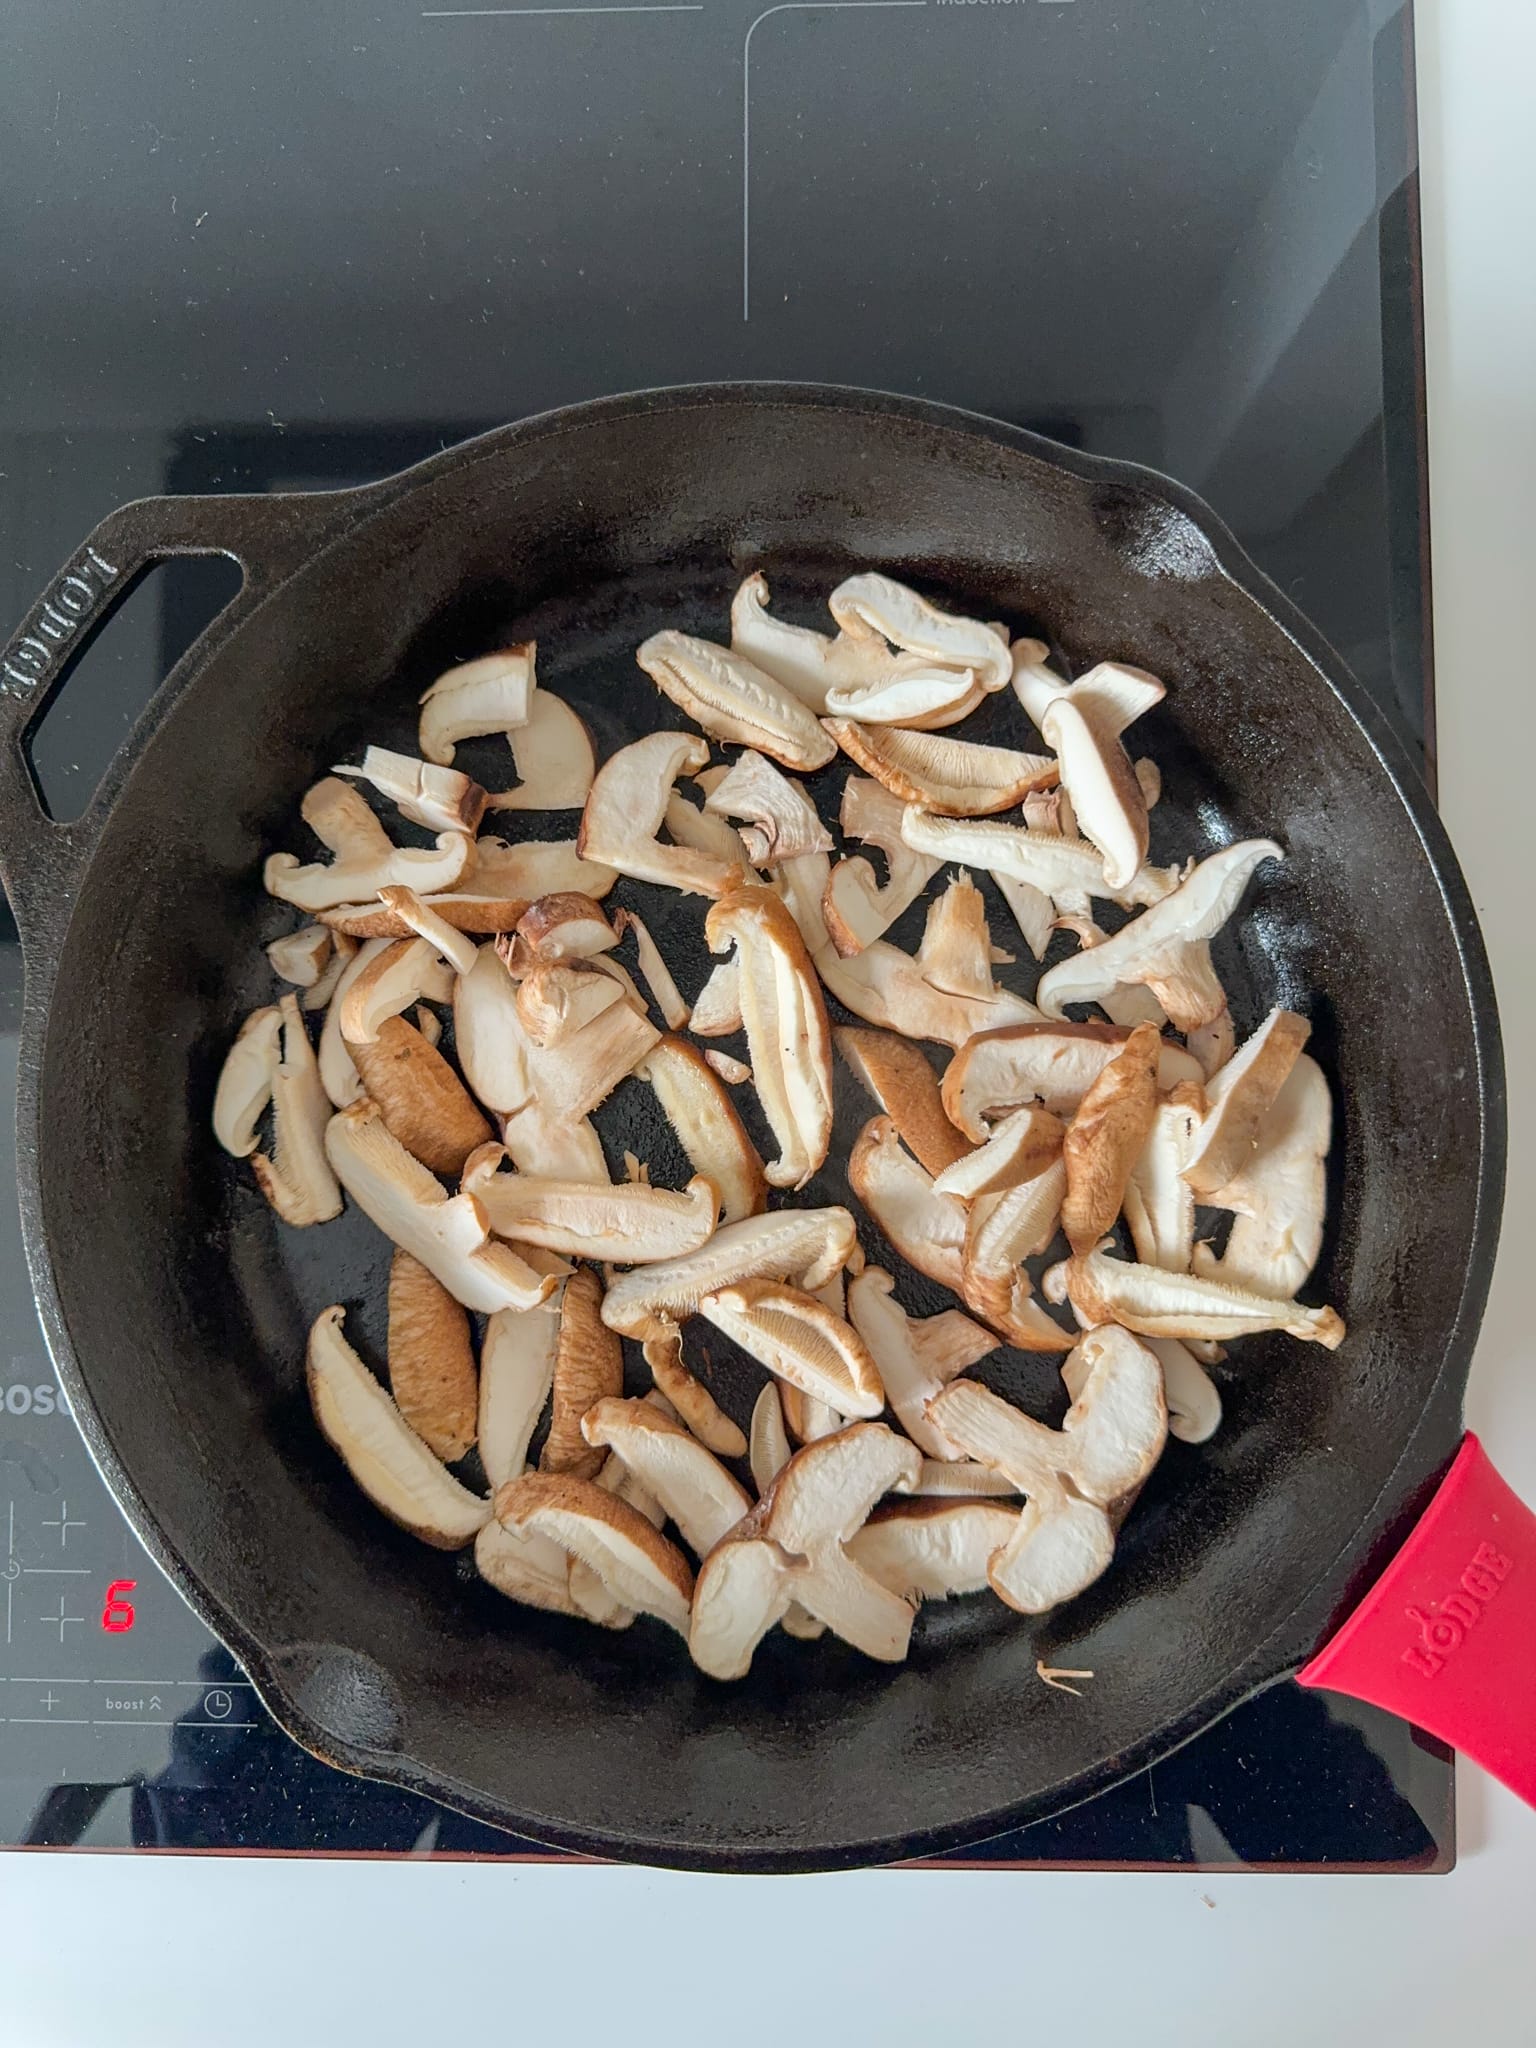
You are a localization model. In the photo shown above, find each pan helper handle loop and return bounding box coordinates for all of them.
[1299,1435,1536,1809]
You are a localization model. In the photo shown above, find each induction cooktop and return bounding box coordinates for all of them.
[0,0,1450,1867]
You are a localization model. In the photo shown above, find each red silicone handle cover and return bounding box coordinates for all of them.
[1298,1435,1536,1803]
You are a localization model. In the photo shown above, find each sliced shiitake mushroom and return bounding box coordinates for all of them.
[250,996,343,1227]
[845,1266,996,1459]
[579,732,739,897]
[387,1249,479,1463]
[705,882,834,1191]
[829,573,1012,696]
[1190,1053,1331,1298]
[266,924,334,992]
[820,721,1056,817]
[1037,840,1283,1030]
[847,1497,1020,1603]
[1065,1248,1346,1348]
[463,1152,719,1262]
[637,631,835,772]
[635,1036,768,1225]
[307,1306,488,1549]
[324,1100,557,1314]
[1010,646,1165,893]
[702,749,833,866]
[475,1519,590,1620]
[834,1025,971,1178]
[375,884,480,977]
[1179,1006,1310,1197]
[749,1380,793,1494]
[213,1005,282,1158]
[601,1207,858,1338]
[821,776,941,956]
[540,1267,624,1481]
[916,872,1012,1003]
[899,807,1181,913]
[639,1324,749,1460]
[478,1294,563,1490]
[514,959,627,1049]
[496,1470,695,1635]
[349,1015,494,1177]
[513,892,619,964]
[318,888,530,938]
[931,1104,1065,1202]
[1123,1085,1203,1272]
[582,1396,751,1556]
[960,1159,1072,1352]
[729,569,889,713]
[929,1326,1167,1614]
[338,935,456,1049]
[688,1423,921,1679]
[1060,1020,1161,1255]
[419,645,534,765]
[488,689,596,812]
[613,908,691,1030]
[696,1278,886,1419]
[848,1116,970,1296]
[335,745,487,836]
[816,928,1042,1051]
[941,1021,1204,1142]
[266,778,473,913]
[470,834,617,904]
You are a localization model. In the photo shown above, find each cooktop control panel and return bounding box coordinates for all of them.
[0,1358,251,1783]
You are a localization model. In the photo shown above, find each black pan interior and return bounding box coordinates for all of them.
[30,391,1498,1868]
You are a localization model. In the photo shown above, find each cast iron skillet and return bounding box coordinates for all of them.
[0,385,1506,1870]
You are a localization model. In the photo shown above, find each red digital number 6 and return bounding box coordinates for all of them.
[101,1579,137,1632]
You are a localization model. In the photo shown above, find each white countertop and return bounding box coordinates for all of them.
[3,3,1533,2041]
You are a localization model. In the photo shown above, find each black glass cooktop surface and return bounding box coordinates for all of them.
[0,0,1449,1866]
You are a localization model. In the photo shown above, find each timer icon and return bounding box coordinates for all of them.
[203,1688,234,1720]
